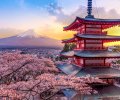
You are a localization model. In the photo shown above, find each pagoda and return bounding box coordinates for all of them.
[57,0,120,99]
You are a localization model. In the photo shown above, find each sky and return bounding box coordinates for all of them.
[1,0,120,40]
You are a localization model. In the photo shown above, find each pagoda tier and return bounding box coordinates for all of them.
[64,17,120,32]
[57,63,120,80]
[61,50,120,68]
[62,37,120,51]
[74,50,120,67]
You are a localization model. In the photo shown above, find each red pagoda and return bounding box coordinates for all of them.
[57,0,120,99]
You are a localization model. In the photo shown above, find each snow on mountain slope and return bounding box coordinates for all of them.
[0,30,63,48]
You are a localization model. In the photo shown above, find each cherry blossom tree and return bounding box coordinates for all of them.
[0,52,59,84]
[0,73,105,100]
[0,52,105,100]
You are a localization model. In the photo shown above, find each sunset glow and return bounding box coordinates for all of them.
[104,41,120,47]
[0,0,120,40]
[103,26,120,47]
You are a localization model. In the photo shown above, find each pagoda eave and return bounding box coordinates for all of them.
[74,55,120,59]
[76,67,120,78]
[74,50,120,58]
[61,51,74,58]
[76,34,120,40]
[60,54,73,58]
[63,17,82,31]
[64,17,120,31]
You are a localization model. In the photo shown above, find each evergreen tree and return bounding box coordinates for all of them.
[62,43,76,52]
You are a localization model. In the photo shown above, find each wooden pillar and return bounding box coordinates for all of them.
[101,25,102,33]
[102,40,104,49]
[104,58,106,67]
[85,24,86,33]
[84,39,86,50]
[79,41,81,49]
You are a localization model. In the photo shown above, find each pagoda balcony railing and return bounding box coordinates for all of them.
[77,31,107,35]
[74,47,107,50]
[84,47,107,50]
[85,63,111,67]
[72,62,111,67]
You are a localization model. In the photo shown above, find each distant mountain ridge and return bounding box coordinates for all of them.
[0,30,63,48]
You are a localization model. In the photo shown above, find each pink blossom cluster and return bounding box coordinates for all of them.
[0,52,105,100]
[0,52,59,83]
[0,73,105,99]
[0,88,22,99]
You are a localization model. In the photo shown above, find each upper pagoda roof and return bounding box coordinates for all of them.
[75,50,120,58]
[64,17,120,31]
[76,34,120,40]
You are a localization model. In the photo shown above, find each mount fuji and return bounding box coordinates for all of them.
[0,30,63,48]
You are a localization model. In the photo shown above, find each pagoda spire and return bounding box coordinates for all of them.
[85,0,94,18]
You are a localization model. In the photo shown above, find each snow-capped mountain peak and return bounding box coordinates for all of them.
[17,29,38,38]
[0,29,63,48]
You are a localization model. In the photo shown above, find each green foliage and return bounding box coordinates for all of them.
[61,43,76,52]
[58,43,76,61]
[55,54,68,61]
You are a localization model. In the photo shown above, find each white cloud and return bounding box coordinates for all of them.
[47,2,120,25]
[56,0,120,15]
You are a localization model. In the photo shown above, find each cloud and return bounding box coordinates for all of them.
[45,3,120,39]
[46,2,63,15]
[46,3,120,25]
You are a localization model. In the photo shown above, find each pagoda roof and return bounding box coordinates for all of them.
[64,17,120,31]
[57,63,81,75]
[57,63,120,78]
[76,34,120,40]
[76,67,120,78]
[61,51,74,57]
[61,84,120,99]
[75,50,120,58]
[61,83,120,99]
[84,86,120,99]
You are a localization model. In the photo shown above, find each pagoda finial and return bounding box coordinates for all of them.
[85,0,94,19]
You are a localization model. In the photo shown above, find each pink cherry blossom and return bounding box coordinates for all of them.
[0,52,105,100]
